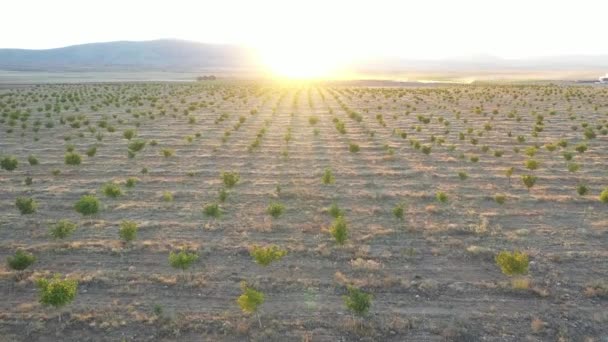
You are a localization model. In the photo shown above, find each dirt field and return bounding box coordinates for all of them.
[0,82,607,341]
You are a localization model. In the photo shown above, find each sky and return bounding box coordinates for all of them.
[2,0,608,77]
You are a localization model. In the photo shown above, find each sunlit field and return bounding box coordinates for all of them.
[0,81,607,340]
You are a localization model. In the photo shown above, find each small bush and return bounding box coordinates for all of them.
[600,188,608,203]
[36,274,78,308]
[495,194,506,205]
[575,143,587,153]
[267,202,285,218]
[458,171,468,180]
[322,168,335,185]
[393,203,404,220]
[50,219,77,239]
[250,245,287,266]
[221,171,240,188]
[123,129,136,140]
[16,197,37,215]
[577,184,589,196]
[65,152,82,166]
[1,156,18,171]
[308,116,319,125]
[495,250,529,276]
[436,191,448,203]
[119,220,138,243]
[330,216,348,244]
[421,145,432,155]
[102,183,122,198]
[28,155,39,166]
[203,202,222,218]
[237,281,264,315]
[328,202,343,218]
[125,177,138,188]
[74,195,100,216]
[86,146,97,157]
[7,250,36,271]
[168,250,198,271]
[349,143,360,153]
[218,188,228,202]
[128,139,146,153]
[162,191,173,202]
[343,286,372,317]
[525,159,539,170]
[161,148,174,157]
[521,175,537,190]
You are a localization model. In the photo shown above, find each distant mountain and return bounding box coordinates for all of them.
[0,39,260,72]
[1,39,607,80]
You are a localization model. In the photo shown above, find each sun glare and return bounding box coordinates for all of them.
[258,45,342,80]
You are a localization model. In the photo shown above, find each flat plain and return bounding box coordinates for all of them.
[0,82,607,341]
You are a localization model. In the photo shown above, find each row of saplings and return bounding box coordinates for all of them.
[5,170,361,328]
[7,170,540,330]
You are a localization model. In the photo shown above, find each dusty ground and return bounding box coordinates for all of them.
[0,82,606,341]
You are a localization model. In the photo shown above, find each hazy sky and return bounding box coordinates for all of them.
[3,0,608,60]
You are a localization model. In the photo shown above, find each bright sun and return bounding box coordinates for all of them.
[258,45,341,80]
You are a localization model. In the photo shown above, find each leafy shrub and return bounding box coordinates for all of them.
[65,152,82,165]
[267,202,285,218]
[343,286,372,317]
[568,163,581,173]
[575,143,588,153]
[393,203,404,219]
[86,146,97,157]
[349,143,360,153]
[237,281,264,315]
[74,195,100,216]
[162,191,173,202]
[28,155,39,166]
[7,250,36,270]
[203,202,222,218]
[421,145,432,155]
[330,216,348,244]
[458,171,468,180]
[36,274,78,308]
[1,156,18,171]
[125,177,138,188]
[119,220,138,243]
[600,188,608,203]
[521,175,537,190]
[161,148,174,157]
[168,250,198,271]
[221,171,240,188]
[50,219,77,239]
[16,197,37,214]
[128,139,146,152]
[577,184,589,196]
[123,129,136,140]
[495,194,506,205]
[218,188,228,202]
[322,168,335,185]
[495,250,529,275]
[328,202,343,218]
[250,245,287,266]
[436,191,448,203]
[102,183,122,198]
[308,116,319,125]
[525,159,539,170]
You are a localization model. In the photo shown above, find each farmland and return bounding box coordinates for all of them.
[0,82,607,341]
